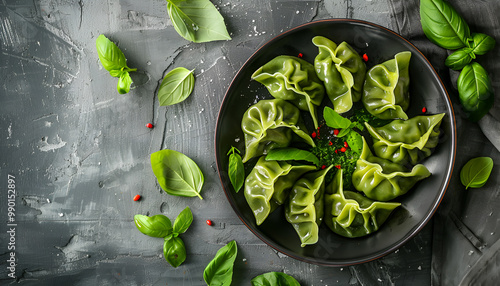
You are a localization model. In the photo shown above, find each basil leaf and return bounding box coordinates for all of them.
[158,67,195,106]
[117,71,133,94]
[420,0,471,49]
[109,69,124,78]
[336,128,351,138]
[166,0,231,43]
[227,147,244,193]
[346,131,363,155]
[173,207,193,234]
[265,147,319,167]
[251,272,301,286]
[134,214,173,238]
[460,157,494,189]
[457,62,494,122]
[471,33,496,55]
[203,240,238,286]
[163,236,187,267]
[96,34,128,71]
[324,106,352,129]
[151,149,204,199]
[445,48,473,71]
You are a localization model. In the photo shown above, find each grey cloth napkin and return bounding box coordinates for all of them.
[388,0,500,285]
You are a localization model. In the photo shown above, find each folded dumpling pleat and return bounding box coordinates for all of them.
[312,36,366,114]
[244,157,316,225]
[251,55,325,128]
[362,51,411,120]
[285,165,332,247]
[241,99,315,163]
[352,137,431,201]
[366,113,445,165]
[325,169,401,238]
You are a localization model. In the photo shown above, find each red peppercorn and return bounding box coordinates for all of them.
[206,219,213,226]
[362,53,368,62]
[344,141,349,148]
[340,147,347,153]
[422,107,427,113]
[146,123,154,129]
[133,195,141,201]
[321,165,326,170]
[312,131,317,138]
[336,165,341,169]
[335,150,338,154]
[328,141,333,146]
[333,129,339,136]
[298,53,303,58]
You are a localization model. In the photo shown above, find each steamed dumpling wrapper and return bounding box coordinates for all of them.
[312,36,366,113]
[362,51,411,120]
[251,55,325,128]
[366,113,445,165]
[352,137,431,201]
[244,157,316,225]
[324,169,401,238]
[241,99,315,163]
[285,165,332,247]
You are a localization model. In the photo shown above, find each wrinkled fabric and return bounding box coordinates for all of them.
[388,0,500,285]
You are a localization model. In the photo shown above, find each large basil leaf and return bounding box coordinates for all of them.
[203,240,237,286]
[227,147,244,193]
[173,207,193,234]
[134,214,173,238]
[158,67,195,106]
[96,34,127,71]
[265,147,319,167]
[420,0,470,49]
[166,0,231,43]
[460,157,494,189]
[163,236,187,267]
[324,106,352,129]
[251,272,301,286]
[457,62,494,122]
[471,33,496,55]
[151,149,204,199]
[445,48,473,71]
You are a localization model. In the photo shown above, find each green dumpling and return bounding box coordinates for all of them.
[241,99,315,163]
[362,51,411,120]
[252,55,325,128]
[352,137,431,201]
[285,165,332,247]
[325,169,401,238]
[312,36,366,114]
[244,157,316,225]
[366,113,445,165]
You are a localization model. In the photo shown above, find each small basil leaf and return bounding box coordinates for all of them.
[117,71,133,94]
[163,236,187,268]
[151,149,204,199]
[251,272,301,286]
[203,240,238,286]
[134,214,173,238]
[324,106,352,129]
[158,67,195,106]
[173,207,193,234]
[109,69,124,78]
[227,147,245,193]
[166,0,231,43]
[460,157,494,189]
[265,147,320,167]
[445,48,473,71]
[420,0,470,49]
[336,128,351,138]
[346,131,363,155]
[96,34,127,71]
[471,33,496,56]
[457,62,494,122]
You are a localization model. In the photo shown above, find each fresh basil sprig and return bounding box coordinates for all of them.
[165,0,231,43]
[96,34,137,94]
[460,157,494,189]
[134,207,193,268]
[151,149,204,199]
[457,63,494,122]
[251,272,301,286]
[265,147,320,167]
[203,240,238,286]
[158,67,195,106]
[420,0,470,50]
[227,146,245,193]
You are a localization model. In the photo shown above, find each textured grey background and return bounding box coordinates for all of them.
[0,0,499,285]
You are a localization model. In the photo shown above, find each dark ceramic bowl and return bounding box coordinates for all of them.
[215,19,456,266]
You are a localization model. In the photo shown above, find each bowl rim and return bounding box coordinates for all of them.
[214,18,457,266]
